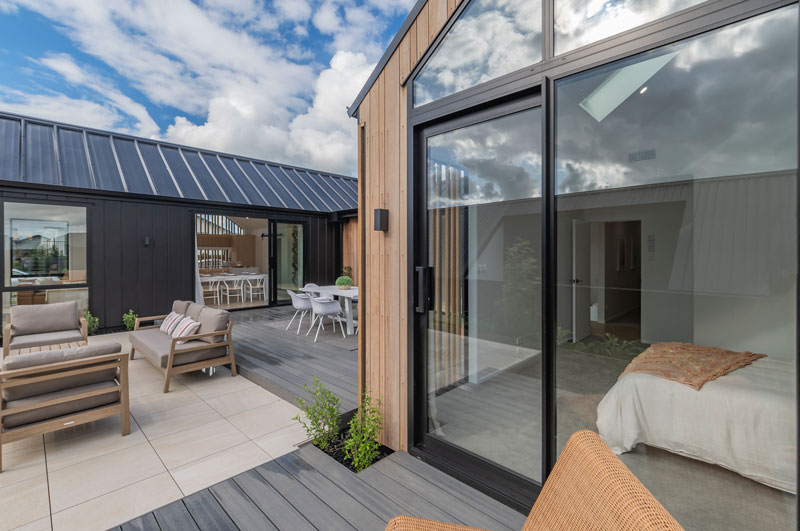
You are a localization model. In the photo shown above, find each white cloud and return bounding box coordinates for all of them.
[0,87,128,131]
[1,0,413,175]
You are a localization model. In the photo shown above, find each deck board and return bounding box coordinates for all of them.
[122,445,525,530]
[231,307,359,412]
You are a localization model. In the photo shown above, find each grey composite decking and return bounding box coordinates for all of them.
[116,445,528,531]
[230,307,359,412]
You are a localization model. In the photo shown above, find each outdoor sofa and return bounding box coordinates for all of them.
[130,300,236,393]
[0,342,130,472]
[2,301,88,358]
[386,430,682,531]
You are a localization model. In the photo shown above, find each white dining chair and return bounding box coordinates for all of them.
[222,278,244,305]
[303,283,333,301]
[286,290,312,334]
[307,298,346,342]
[246,276,266,302]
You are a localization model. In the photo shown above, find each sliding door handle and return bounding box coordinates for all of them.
[415,266,433,314]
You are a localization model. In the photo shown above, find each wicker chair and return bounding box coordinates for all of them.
[386,430,683,531]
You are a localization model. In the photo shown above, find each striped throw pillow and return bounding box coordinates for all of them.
[160,312,184,334]
[171,316,201,344]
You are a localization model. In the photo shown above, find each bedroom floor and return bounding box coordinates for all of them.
[430,349,796,530]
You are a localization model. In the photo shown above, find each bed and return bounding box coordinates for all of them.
[597,355,796,493]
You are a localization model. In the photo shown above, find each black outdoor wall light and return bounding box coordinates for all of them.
[374,208,389,231]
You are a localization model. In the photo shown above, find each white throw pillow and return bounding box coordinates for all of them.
[160,312,184,334]
[171,316,200,344]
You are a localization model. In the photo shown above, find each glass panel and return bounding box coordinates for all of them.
[555,0,705,54]
[276,222,304,302]
[2,288,88,325]
[4,202,88,287]
[555,7,797,529]
[414,0,542,107]
[196,214,270,310]
[425,107,542,481]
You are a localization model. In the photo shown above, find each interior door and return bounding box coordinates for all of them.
[572,219,591,342]
[414,97,544,510]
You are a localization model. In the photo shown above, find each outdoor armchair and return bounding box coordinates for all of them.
[3,301,88,358]
[0,342,130,472]
[130,300,236,393]
[385,430,682,531]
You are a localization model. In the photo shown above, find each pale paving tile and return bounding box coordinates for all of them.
[135,400,221,440]
[51,472,182,531]
[0,475,50,531]
[12,517,51,531]
[129,377,187,399]
[2,435,43,454]
[44,415,145,471]
[149,418,248,470]
[130,388,201,418]
[176,369,255,399]
[204,385,281,417]
[226,399,301,439]
[253,422,309,458]
[48,442,165,513]
[170,440,272,495]
[0,439,45,489]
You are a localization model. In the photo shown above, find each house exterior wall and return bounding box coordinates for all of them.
[356,0,463,451]
[0,184,342,329]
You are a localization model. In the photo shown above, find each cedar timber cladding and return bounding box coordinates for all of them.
[356,0,463,451]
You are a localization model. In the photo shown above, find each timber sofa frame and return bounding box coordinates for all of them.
[0,347,130,472]
[3,301,89,359]
[131,315,236,393]
[386,430,682,531]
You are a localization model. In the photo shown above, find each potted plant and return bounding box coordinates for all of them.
[336,266,354,290]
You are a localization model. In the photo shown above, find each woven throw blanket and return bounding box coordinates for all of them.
[620,342,766,390]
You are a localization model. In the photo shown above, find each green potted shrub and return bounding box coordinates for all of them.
[84,310,99,335]
[122,309,138,331]
[344,389,383,472]
[294,377,342,451]
[336,266,354,290]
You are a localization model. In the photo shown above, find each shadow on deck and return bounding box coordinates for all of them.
[229,307,359,412]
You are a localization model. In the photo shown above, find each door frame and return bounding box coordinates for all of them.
[271,218,309,305]
[409,93,545,512]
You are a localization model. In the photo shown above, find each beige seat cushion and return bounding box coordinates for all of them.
[2,343,122,401]
[197,307,228,344]
[172,300,191,314]
[10,301,80,337]
[9,330,85,350]
[3,381,119,429]
[130,329,227,368]
[186,302,204,320]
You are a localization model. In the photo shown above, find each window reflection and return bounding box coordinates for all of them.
[414,0,542,107]
[555,6,797,529]
[555,0,705,54]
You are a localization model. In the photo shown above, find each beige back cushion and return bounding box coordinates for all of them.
[197,307,229,343]
[10,301,80,337]
[186,302,204,320]
[2,342,122,401]
[172,300,191,314]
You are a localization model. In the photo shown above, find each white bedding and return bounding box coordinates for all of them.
[597,357,797,493]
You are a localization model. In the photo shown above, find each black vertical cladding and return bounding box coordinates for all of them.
[103,200,123,327]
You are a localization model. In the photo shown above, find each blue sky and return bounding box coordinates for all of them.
[0,0,414,175]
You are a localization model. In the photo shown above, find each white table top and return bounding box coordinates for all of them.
[200,273,268,283]
[300,285,359,299]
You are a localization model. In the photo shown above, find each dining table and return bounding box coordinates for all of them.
[300,285,359,335]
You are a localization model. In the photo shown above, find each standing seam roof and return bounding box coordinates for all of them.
[0,111,357,213]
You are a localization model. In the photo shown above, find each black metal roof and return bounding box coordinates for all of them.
[0,111,358,213]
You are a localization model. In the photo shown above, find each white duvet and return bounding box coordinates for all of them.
[597,357,797,493]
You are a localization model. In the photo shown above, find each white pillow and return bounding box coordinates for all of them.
[160,312,184,334]
[171,316,200,344]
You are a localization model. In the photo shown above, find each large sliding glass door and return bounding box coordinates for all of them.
[416,99,544,505]
[274,221,305,302]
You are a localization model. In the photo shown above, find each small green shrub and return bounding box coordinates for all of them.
[335,275,354,288]
[592,333,643,359]
[555,326,573,347]
[344,390,383,472]
[122,309,138,331]
[84,310,99,335]
[294,377,341,451]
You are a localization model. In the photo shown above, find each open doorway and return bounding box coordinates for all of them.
[572,220,642,342]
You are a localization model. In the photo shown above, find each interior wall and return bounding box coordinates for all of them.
[358,0,461,450]
[589,223,605,322]
[603,221,641,322]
